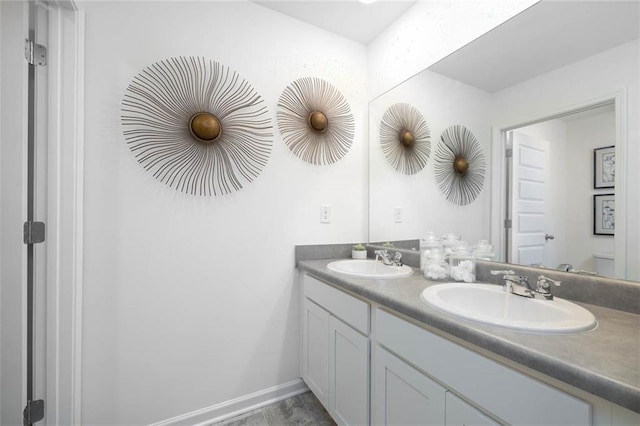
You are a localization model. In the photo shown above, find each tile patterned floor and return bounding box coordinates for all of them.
[213,391,336,426]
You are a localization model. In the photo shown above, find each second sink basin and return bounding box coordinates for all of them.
[421,283,597,334]
[327,259,413,279]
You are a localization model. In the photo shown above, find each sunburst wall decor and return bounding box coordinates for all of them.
[277,77,354,165]
[379,103,431,175]
[121,56,273,196]
[434,125,486,206]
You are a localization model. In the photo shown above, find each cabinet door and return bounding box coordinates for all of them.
[329,316,369,426]
[303,298,330,408]
[373,345,446,426]
[445,391,500,426]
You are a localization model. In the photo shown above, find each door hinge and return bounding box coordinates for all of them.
[24,221,45,244]
[505,148,513,158]
[504,219,512,229]
[23,399,44,425]
[24,39,47,66]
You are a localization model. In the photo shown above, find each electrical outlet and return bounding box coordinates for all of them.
[394,207,403,223]
[320,204,331,223]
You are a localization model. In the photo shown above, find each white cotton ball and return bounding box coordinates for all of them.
[459,260,473,272]
[425,264,449,280]
[450,267,463,281]
[462,272,474,283]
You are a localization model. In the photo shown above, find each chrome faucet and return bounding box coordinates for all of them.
[375,249,403,267]
[556,263,597,276]
[535,275,562,300]
[490,270,561,300]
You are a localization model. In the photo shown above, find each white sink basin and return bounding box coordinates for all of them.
[327,259,413,279]
[421,283,596,334]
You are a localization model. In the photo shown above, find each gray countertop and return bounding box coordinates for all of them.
[297,259,640,413]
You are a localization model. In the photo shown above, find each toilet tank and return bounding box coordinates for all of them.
[593,253,614,276]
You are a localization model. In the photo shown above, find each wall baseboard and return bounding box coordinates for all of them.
[151,379,309,426]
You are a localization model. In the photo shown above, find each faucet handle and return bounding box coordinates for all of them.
[536,275,561,293]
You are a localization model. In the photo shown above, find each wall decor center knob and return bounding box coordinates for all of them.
[190,112,222,142]
[454,156,469,175]
[308,111,328,132]
[399,129,415,148]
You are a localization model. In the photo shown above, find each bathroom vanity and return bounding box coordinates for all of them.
[297,257,640,426]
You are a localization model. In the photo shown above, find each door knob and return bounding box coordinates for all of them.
[545,234,555,241]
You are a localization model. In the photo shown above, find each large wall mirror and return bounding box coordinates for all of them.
[368,1,639,281]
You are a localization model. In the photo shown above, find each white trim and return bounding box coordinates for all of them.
[71,9,85,424]
[612,91,627,279]
[491,89,628,278]
[71,8,85,424]
[150,379,309,426]
[45,1,84,425]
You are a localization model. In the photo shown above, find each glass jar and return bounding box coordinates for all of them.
[449,242,476,283]
[473,240,495,261]
[419,232,442,271]
[441,231,462,256]
[423,247,449,281]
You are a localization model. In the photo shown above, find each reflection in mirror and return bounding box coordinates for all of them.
[504,104,615,277]
[368,1,639,281]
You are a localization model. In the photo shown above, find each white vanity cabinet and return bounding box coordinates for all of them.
[374,308,591,426]
[445,392,500,426]
[373,345,446,425]
[373,345,498,426]
[300,268,639,426]
[302,274,370,426]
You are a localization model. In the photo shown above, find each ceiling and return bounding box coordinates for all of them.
[252,0,417,44]
[428,1,640,92]
[253,1,638,93]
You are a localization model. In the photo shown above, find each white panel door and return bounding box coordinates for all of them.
[302,298,331,408]
[510,131,550,266]
[373,345,446,426]
[329,316,369,426]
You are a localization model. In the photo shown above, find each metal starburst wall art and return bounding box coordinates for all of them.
[121,57,273,196]
[434,125,486,206]
[379,103,431,175]
[277,77,354,165]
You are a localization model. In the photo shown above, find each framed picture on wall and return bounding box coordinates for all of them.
[593,145,615,189]
[594,193,615,236]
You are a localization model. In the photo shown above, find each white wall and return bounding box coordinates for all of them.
[80,1,367,424]
[492,39,639,280]
[565,110,616,272]
[367,0,538,99]
[369,69,493,244]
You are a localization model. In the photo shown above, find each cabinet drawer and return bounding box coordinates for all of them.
[304,274,369,334]
[375,308,590,425]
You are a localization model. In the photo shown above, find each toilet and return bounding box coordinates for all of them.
[593,253,614,276]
